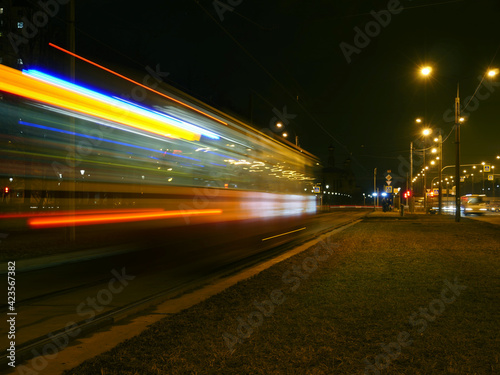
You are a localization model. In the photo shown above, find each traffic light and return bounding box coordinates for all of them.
[3,186,9,194]
[403,190,412,199]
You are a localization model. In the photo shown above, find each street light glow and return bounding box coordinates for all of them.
[421,66,432,76]
[487,68,498,77]
[422,128,432,136]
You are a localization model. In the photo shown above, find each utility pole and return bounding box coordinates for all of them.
[423,148,427,214]
[410,142,413,213]
[455,84,461,222]
[438,133,443,215]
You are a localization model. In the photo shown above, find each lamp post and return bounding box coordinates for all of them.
[421,128,432,213]
[418,66,497,220]
[480,169,484,193]
[410,142,413,213]
[432,134,443,214]
[282,130,299,147]
[453,70,497,221]
[454,85,461,222]
[409,118,429,213]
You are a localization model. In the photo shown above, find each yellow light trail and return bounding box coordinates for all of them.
[48,43,228,126]
[28,209,223,228]
[261,227,306,241]
[0,64,200,141]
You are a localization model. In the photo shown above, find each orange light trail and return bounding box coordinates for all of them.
[0,208,165,219]
[0,64,200,141]
[48,43,228,126]
[28,209,223,228]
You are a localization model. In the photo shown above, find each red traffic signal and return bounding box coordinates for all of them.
[3,186,9,194]
[403,190,412,199]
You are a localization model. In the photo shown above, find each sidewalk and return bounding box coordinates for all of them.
[16,214,500,374]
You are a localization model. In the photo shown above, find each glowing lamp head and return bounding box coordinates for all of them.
[488,68,498,77]
[421,66,432,76]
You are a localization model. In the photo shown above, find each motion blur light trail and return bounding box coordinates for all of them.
[0,208,165,219]
[0,59,318,235]
[48,43,228,126]
[28,209,223,228]
[23,69,220,140]
[0,64,209,141]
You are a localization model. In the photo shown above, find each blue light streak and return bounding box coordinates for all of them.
[22,69,220,140]
[19,120,202,162]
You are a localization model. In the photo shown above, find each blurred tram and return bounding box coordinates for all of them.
[0,64,319,236]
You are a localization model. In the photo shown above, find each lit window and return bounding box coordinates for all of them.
[0,8,3,14]
[17,21,23,29]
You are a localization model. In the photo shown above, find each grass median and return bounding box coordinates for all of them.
[64,215,499,374]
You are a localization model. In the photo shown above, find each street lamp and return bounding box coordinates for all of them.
[431,133,443,214]
[420,127,432,213]
[421,66,432,76]
[454,86,463,221]
[488,69,499,77]
[418,66,497,221]
[281,128,299,147]
[409,119,431,213]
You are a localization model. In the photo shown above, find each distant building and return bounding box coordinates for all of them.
[321,145,361,204]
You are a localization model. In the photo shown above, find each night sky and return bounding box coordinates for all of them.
[50,0,500,191]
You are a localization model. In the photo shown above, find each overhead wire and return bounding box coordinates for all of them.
[193,0,358,165]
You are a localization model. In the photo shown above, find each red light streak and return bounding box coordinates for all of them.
[48,43,228,126]
[0,208,164,219]
[28,209,223,228]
